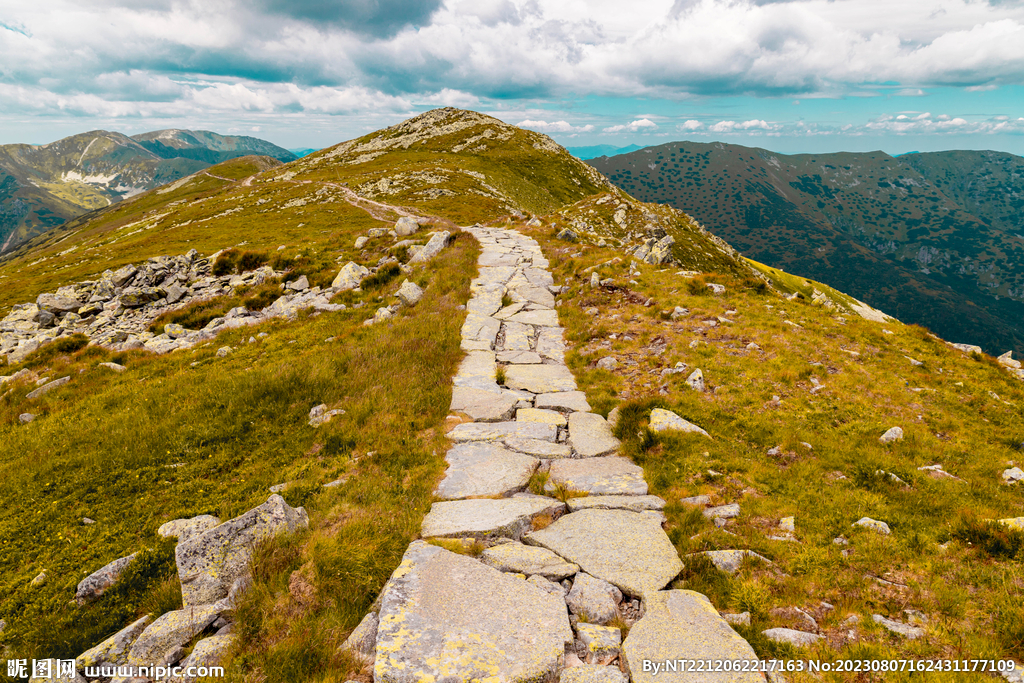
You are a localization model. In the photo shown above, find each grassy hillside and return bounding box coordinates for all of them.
[2,109,1023,681]
[588,143,1024,359]
[523,221,1024,679]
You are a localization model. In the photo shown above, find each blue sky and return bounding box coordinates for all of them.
[1,0,1023,155]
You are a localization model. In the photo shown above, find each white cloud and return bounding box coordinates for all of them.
[603,118,658,133]
[709,119,775,133]
[517,119,594,133]
[677,120,704,131]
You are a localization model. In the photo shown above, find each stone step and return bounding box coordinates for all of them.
[546,457,648,496]
[566,494,667,513]
[504,364,577,393]
[448,420,558,443]
[421,497,565,540]
[567,412,620,457]
[524,509,683,598]
[374,541,572,683]
[434,442,539,500]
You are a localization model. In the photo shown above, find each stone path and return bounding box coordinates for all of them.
[349,227,765,682]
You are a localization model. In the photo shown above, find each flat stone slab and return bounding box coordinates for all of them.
[467,285,504,317]
[568,412,620,457]
[448,421,558,443]
[622,590,764,682]
[421,497,565,540]
[461,314,501,347]
[536,328,566,362]
[504,364,577,393]
[567,495,667,513]
[450,386,518,422]
[435,442,538,499]
[452,351,497,390]
[508,309,560,327]
[517,407,567,426]
[535,391,592,413]
[498,350,542,364]
[375,541,571,683]
[525,509,682,597]
[480,541,579,580]
[546,457,648,496]
[501,321,534,352]
[504,436,574,459]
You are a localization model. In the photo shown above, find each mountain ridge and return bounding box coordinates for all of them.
[588,141,1024,357]
[0,129,296,255]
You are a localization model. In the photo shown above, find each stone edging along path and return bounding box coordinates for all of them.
[342,228,769,682]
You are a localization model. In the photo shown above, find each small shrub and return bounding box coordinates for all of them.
[501,293,513,308]
[730,579,771,620]
[52,334,90,354]
[953,516,1024,560]
[238,251,269,272]
[270,252,296,271]
[495,366,507,385]
[212,249,240,276]
[528,470,550,496]
[360,264,401,291]
[995,600,1024,657]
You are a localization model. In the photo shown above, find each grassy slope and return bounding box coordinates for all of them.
[0,137,482,670]
[524,221,1024,678]
[588,143,1024,359]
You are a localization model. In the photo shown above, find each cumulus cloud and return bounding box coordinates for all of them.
[517,120,594,133]
[2,0,1024,142]
[709,119,775,133]
[603,118,658,133]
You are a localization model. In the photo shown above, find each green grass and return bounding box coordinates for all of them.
[525,220,1024,672]
[0,220,478,676]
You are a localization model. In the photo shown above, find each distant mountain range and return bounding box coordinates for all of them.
[566,144,645,160]
[0,130,296,253]
[589,143,1024,357]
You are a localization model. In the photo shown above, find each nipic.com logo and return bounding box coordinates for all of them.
[6,658,225,681]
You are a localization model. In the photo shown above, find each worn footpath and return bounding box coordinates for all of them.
[341,227,767,682]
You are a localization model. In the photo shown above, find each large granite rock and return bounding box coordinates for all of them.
[480,541,579,580]
[435,442,539,499]
[75,552,138,604]
[504,364,577,393]
[157,515,222,542]
[546,457,648,496]
[525,509,682,597]
[76,615,152,668]
[409,230,451,263]
[167,635,234,683]
[332,262,369,291]
[374,541,572,682]
[125,605,221,666]
[176,494,308,606]
[622,590,765,682]
[567,412,620,457]
[421,497,565,540]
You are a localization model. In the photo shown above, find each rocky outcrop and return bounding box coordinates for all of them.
[176,494,308,606]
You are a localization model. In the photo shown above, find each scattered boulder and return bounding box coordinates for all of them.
[354,236,369,249]
[706,283,726,294]
[176,494,309,606]
[170,634,233,682]
[762,628,822,647]
[409,230,451,263]
[30,570,47,587]
[686,368,705,392]
[596,356,618,370]
[308,403,345,427]
[75,552,138,605]
[853,517,891,535]
[26,376,70,400]
[879,426,904,444]
[99,362,126,372]
[215,346,232,358]
[724,612,751,627]
[332,261,370,291]
[699,550,771,574]
[648,408,709,437]
[394,216,421,236]
[19,413,35,424]
[340,612,378,664]
[286,275,309,291]
[556,228,578,242]
[873,614,924,639]
[395,280,424,306]
[1003,467,1024,485]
